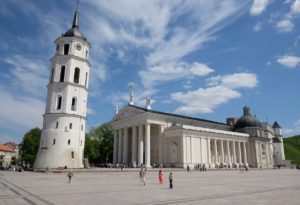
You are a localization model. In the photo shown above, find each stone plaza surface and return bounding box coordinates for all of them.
[0,169,300,205]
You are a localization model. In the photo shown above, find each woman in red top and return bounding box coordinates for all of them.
[159,170,163,184]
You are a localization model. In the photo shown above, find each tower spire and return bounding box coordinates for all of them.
[72,1,80,28]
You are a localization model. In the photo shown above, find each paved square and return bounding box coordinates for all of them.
[1,169,300,205]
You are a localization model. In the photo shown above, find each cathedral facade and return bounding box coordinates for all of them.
[111,104,287,169]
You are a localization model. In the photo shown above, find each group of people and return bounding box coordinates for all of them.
[139,166,173,189]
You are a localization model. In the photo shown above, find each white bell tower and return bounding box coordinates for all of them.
[34,8,91,169]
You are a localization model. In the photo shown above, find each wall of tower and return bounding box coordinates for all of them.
[35,115,86,168]
[45,84,88,116]
[34,13,91,169]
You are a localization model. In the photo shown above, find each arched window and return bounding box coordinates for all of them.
[71,97,77,111]
[85,72,88,87]
[56,96,62,110]
[50,68,55,83]
[60,66,65,82]
[69,123,72,129]
[74,67,80,83]
[53,138,56,145]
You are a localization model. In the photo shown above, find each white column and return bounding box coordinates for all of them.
[238,142,242,164]
[113,129,118,164]
[138,125,144,166]
[207,138,211,165]
[214,139,218,164]
[122,128,128,164]
[158,125,165,163]
[131,126,137,165]
[145,123,151,167]
[243,142,247,164]
[232,141,236,164]
[118,129,122,163]
[227,140,231,164]
[221,140,224,164]
[199,137,203,163]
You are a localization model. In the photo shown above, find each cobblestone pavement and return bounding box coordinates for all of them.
[0,169,300,205]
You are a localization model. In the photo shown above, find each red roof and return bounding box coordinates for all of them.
[0,145,15,152]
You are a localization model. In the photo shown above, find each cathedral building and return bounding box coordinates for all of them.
[34,9,90,169]
[111,101,287,169]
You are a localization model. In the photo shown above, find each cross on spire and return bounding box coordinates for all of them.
[75,0,80,10]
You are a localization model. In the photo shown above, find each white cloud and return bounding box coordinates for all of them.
[275,19,294,32]
[139,62,214,88]
[250,0,271,16]
[253,22,262,31]
[207,73,258,89]
[0,88,44,130]
[171,72,258,115]
[171,86,241,114]
[3,55,48,95]
[276,55,300,68]
[291,0,300,14]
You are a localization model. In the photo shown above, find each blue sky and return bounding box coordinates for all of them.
[1,0,300,144]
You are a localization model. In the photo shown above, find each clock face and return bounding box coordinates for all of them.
[76,44,82,51]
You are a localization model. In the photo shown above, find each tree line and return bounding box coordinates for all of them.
[19,123,113,167]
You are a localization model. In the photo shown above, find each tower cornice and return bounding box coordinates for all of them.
[43,113,87,120]
[50,54,91,67]
[47,82,88,91]
[55,36,91,48]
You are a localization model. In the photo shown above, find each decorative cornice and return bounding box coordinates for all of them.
[47,82,88,91]
[50,54,91,66]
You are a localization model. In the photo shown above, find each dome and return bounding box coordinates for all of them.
[63,27,85,39]
[234,106,262,129]
[62,9,86,40]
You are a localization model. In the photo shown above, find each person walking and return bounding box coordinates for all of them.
[68,169,73,183]
[140,168,146,185]
[169,172,173,189]
[158,170,163,185]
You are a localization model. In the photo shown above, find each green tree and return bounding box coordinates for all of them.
[84,123,113,164]
[20,128,41,167]
[84,133,100,164]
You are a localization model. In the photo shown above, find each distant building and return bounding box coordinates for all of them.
[0,144,16,168]
[111,103,288,169]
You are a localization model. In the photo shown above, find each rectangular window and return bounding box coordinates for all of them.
[68,139,71,145]
[56,121,59,128]
[50,68,55,83]
[69,123,72,129]
[60,66,65,82]
[71,98,76,111]
[71,151,74,159]
[56,44,59,51]
[64,44,69,55]
[85,72,88,87]
[56,96,62,110]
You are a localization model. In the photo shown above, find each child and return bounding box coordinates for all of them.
[169,172,173,189]
[158,170,163,184]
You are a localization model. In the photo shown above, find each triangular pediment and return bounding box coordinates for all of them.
[111,105,146,122]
